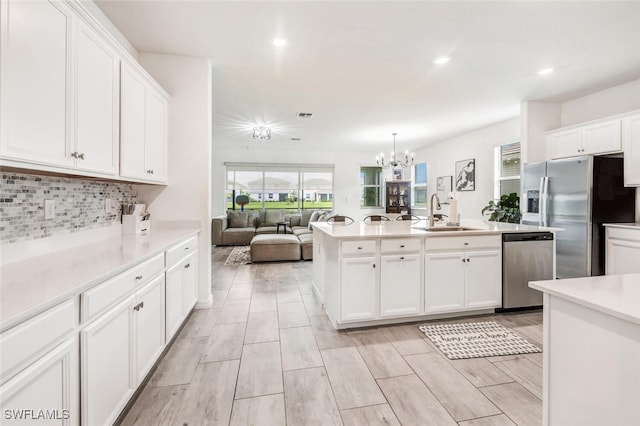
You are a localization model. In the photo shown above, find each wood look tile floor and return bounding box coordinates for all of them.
[120,246,544,426]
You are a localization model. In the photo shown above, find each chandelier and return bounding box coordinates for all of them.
[253,126,271,140]
[376,133,414,169]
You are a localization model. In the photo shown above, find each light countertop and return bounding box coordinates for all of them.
[530,274,640,326]
[312,218,558,239]
[603,223,640,230]
[0,225,200,331]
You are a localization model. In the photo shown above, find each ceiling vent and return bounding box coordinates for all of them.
[297,112,313,118]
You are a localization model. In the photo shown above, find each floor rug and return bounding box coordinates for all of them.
[419,321,541,360]
[224,246,251,265]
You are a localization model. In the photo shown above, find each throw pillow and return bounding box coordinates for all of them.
[300,210,315,227]
[307,211,320,230]
[228,211,249,228]
[264,209,284,226]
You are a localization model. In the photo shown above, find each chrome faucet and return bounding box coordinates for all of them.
[429,193,441,227]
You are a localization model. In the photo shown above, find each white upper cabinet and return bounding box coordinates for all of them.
[74,20,120,175]
[622,114,640,186]
[120,61,168,183]
[548,119,622,159]
[0,0,72,167]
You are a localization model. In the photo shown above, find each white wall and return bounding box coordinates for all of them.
[412,118,521,221]
[521,101,561,164]
[137,53,213,308]
[212,146,396,221]
[561,78,640,126]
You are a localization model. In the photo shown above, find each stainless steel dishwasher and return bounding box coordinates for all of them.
[501,232,554,310]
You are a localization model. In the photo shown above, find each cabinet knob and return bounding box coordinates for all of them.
[135,275,143,280]
[462,258,466,262]
[184,263,190,269]
[357,247,362,250]
[372,264,376,268]
[467,258,471,262]
[71,152,78,158]
[400,245,405,248]
[184,247,190,250]
[464,242,469,246]
[400,256,405,260]
[78,152,85,160]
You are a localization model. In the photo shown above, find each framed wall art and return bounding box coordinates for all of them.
[393,169,403,181]
[436,175,452,204]
[455,159,475,191]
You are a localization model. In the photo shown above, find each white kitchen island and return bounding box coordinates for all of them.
[312,219,556,329]
[530,274,640,426]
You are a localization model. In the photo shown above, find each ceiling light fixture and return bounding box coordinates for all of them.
[376,133,414,169]
[538,67,554,75]
[272,38,287,47]
[253,126,271,140]
[433,56,451,65]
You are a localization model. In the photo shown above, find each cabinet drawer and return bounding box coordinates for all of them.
[425,235,501,252]
[166,236,198,267]
[607,227,640,242]
[342,240,377,256]
[381,238,420,253]
[81,253,164,323]
[0,299,75,381]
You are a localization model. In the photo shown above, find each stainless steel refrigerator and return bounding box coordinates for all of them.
[522,156,636,279]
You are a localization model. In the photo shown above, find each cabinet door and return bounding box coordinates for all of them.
[81,295,135,426]
[424,252,465,313]
[135,275,165,384]
[75,21,120,175]
[341,257,377,321]
[465,250,501,309]
[0,338,78,426]
[181,252,198,315]
[145,89,168,182]
[165,262,184,342]
[622,115,640,186]
[582,120,621,155]
[0,0,72,167]
[548,129,581,159]
[120,63,147,180]
[380,254,421,317]
[606,238,640,275]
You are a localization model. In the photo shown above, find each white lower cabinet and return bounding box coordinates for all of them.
[341,256,377,321]
[425,252,466,313]
[81,274,165,426]
[165,251,198,341]
[425,236,501,314]
[380,253,421,317]
[606,226,640,275]
[0,337,78,426]
[465,250,501,309]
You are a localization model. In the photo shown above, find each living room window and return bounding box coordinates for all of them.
[413,162,427,207]
[494,142,521,199]
[360,166,382,207]
[226,164,334,212]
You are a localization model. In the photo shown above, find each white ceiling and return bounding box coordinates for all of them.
[96,1,640,153]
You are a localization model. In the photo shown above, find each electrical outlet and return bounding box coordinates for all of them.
[44,199,55,220]
[105,198,113,213]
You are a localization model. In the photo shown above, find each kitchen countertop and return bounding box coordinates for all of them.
[0,225,200,332]
[312,218,559,238]
[529,273,640,325]
[603,223,640,230]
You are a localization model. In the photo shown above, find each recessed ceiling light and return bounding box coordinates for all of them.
[433,56,451,65]
[273,38,287,47]
[538,67,554,75]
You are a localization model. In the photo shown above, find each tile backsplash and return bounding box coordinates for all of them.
[1,172,139,244]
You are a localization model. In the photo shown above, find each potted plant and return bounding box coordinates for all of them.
[482,192,521,223]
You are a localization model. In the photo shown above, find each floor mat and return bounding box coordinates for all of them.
[419,321,541,360]
[224,246,251,265]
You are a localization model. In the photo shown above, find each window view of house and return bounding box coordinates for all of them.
[494,142,521,199]
[227,167,333,212]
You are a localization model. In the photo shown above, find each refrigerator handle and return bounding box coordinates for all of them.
[541,177,549,227]
[538,177,545,227]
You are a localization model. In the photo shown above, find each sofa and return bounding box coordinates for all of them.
[211,209,328,246]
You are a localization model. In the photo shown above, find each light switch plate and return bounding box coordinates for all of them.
[44,199,55,220]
